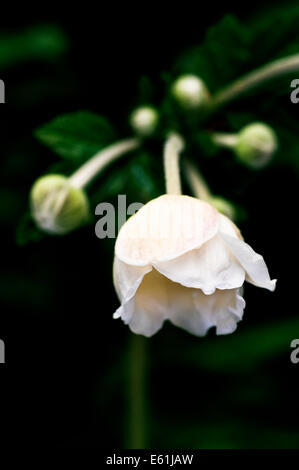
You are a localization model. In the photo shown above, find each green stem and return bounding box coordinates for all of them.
[211,132,238,148]
[184,160,211,202]
[209,53,299,111]
[68,138,140,189]
[126,333,148,449]
[163,133,185,195]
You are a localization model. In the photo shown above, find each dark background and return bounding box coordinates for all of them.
[0,2,298,448]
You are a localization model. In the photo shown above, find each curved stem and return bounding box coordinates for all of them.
[209,53,299,110]
[163,133,185,195]
[69,138,140,189]
[184,160,211,201]
[126,334,148,449]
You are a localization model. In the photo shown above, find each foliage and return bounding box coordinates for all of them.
[35,111,116,163]
[0,25,68,68]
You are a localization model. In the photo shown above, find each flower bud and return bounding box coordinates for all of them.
[208,196,236,220]
[30,174,89,234]
[171,74,209,110]
[130,106,159,136]
[235,123,277,169]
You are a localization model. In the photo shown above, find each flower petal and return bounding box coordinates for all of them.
[218,213,243,240]
[218,213,276,291]
[154,234,245,294]
[113,256,151,302]
[220,233,276,291]
[113,269,169,337]
[169,286,245,336]
[113,266,245,337]
[115,194,219,266]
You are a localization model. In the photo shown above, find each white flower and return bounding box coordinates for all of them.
[113,194,276,337]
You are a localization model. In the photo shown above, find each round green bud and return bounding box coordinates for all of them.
[30,174,89,235]
[171,74,209,110]
[130,106,159,137]
[208,196,236,220]
[235,123,277,169]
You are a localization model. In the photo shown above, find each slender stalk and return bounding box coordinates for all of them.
[126,334,148,449]
[184,160,211,201]
[163,133,185,195]
[211,133,238,149]
[68,138,140,189]
[185,160,236,220]
[209,53,299,110]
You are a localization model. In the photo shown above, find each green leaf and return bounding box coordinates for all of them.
[250,4,299,63]
[174,6,299,92]
[35,111,116,163]
[162,6,299,178]
[91,151,162,206]
[127,152,162,202]
[0,25,68,68]
[173,15,251,92]
[91,165,129,202]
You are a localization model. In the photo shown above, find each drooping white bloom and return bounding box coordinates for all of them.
[113,194,276,337]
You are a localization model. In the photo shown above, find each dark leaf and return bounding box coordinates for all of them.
[35,111,116,163]
[0,25,68,68]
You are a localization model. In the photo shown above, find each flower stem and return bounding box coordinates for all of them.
[68,138,140,189]
[126,333,148,449]
[209,53,299,110]
[211,133,238,149]
[184,160,211,201]
[163,133,185,195]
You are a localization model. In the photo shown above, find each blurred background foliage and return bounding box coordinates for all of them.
[0,1,299,448]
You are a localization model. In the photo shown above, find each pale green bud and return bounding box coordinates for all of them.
[208,196,236,220]
[235,123,277,169]
[130,106,159,136]
[30,174,89,235]
[171,74,209,110]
